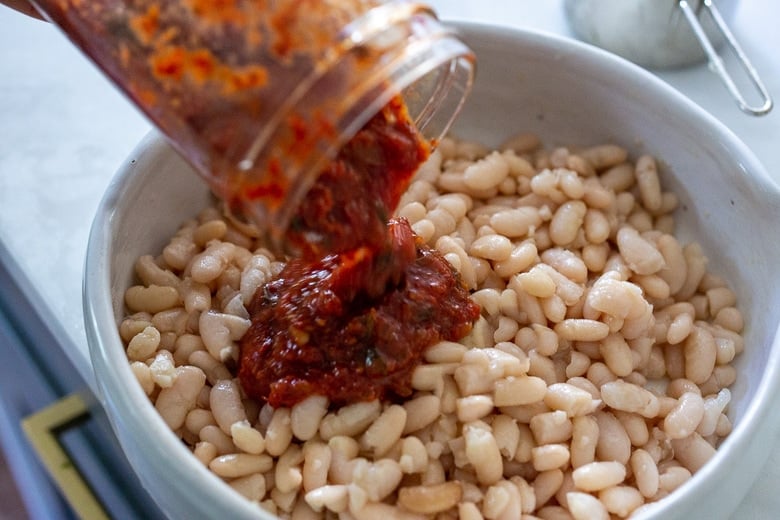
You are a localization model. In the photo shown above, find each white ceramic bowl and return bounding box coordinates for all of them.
[84,22,780,519]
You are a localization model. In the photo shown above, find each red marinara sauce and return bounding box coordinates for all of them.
[238,98,480,407]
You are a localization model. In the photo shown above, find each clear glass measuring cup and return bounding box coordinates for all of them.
[31,0,475,247]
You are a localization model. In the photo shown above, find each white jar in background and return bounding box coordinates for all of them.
[564,0,738,69]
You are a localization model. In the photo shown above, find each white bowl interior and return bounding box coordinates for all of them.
[84,22,780,520]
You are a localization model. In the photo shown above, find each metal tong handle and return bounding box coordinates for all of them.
[678,0,772,116]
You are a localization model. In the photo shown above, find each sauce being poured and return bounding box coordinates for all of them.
[238,98,480,407]
[33,0,478,406]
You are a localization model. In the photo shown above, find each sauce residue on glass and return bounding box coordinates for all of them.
[40,0,389,222]
[238,98,480,407]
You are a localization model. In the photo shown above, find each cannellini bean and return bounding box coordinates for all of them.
[352,459,403,502]
[481,482,510,519]
[240,254,273,305]
[515,266,556,298]
[614,411,649,447]
[464,423,503,485]
[399,437,428,474]
[470,234,513,261]
[127,326,161,361]
[658,465,692,493]
[231,420,265,455]
[210,379,247,434]
[567,491,609,520]
[266,408,293,456]
[190,241,234,283]
[630,449,659,498]
[490,207,543,238]
[425,341,468,364]
[584,208,610,244]
[494,241,538,278]
[456,395,495,423]
[125,285,181,314]
[178,278,211,314]
[397,482,462,514]
[671,433,717,473]
[533,469,564,508]
[275,445,304,494]
[130,361,154,395]
[494,376,547,407]
[397,201,427,224]
[600,380,659,418]
[586,275,642,321]
[635,155,662,212]
[697,389,731,437]
[155,366,206,430]
[572,461,626,491]
[684,326,717,385]
[361,405,407,457]
[530,411,573,445]
[598,485,643,517]
[199,425,236,455]
[270,487,296,513]
[544,383,599,417]
[664,392,705,439]
[193,219,227,246]
[667,312,694,345]
[571,415,599,469]
[532,444,570,471]
[402,395,441,434]
[464,151,510,190]
[302,441,332,491]
[714,307,744,332]
[541,248,587,283]
[199,310,250,361]
[228,473,266,502]
[654,234,685,290]
[580,144,628,170]
[549,201,587,246]
[707,287,737,317]
[599,334,633,377]
[119,314,153,343]
[349,500,425,520]
[554,319,609,342]
[209,453,273,478]
[676,243,708,300]
[616,227,665,275]
[149,310,183,342]
[501,132,541,154]
[188,351,231,385]
[595,411,631,464]
[319,401,381,440]
[491,414,521,460]
[305,485,349,514]
[162,227,197,270]
[291,395,329,441]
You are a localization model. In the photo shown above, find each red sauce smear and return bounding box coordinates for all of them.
[239,98,480,407]
[239,219,479,407]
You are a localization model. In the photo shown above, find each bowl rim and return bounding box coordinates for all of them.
[83,20,780,519]
[83,133,271,519]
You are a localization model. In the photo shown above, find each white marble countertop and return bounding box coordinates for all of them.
[0,0,778,517]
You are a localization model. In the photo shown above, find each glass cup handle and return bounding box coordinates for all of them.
[678,0,773,116]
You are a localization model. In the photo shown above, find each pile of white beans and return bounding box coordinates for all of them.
[120,133,744,519]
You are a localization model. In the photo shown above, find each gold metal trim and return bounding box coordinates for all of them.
[21,393,109,520]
